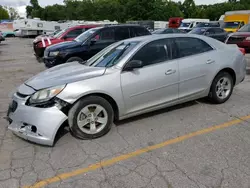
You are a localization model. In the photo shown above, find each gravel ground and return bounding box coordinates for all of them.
[1,38,250,188]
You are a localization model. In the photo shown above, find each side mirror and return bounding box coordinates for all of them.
[90,38,97,45]
[63,35,68,40]
[123,60,143,71]
[204,32,210,35]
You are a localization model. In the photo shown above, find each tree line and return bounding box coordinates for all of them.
[0,6,20,20]
[1,0,250,22]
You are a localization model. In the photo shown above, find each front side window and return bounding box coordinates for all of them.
[98,28,115,41]
[86,41,139,67]
[66,28,84,38]
[130,39,170,66]
[74,27,100,43]
[175,37,213,58]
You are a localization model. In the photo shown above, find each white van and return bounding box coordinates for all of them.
[179,19,210,31]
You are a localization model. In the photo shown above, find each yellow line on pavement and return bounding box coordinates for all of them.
[24,114,250,188]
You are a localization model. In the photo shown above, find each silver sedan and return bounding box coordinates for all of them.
[6,34,246,146]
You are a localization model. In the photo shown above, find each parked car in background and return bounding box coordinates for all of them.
[33,25,99,57]
[189,27,228,42]
[1,31,15,37]
[168,17,183,28]
[0,31,5,43]
[152,28,186,34]
[225,24,250,51]
[43,25,151,68]
[194,21,221,28]
[7,34,246,146]
[179,19,210,32]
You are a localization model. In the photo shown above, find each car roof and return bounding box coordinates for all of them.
[122,33,221,44]
[104,24,145,28]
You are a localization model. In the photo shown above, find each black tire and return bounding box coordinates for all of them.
[66,57,84,63]
[68,96,114,140]
[208,71,234,104]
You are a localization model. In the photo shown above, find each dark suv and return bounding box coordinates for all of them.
[43,25,151,67]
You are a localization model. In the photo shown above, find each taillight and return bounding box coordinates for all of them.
[239,48,246,55]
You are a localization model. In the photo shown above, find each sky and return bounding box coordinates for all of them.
[0,0,227,18]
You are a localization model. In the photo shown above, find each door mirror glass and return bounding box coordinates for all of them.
[124,60,143,71]
[90,38,97,45]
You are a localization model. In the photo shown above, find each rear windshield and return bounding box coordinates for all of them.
[224,22,240,29]
[189,28,206,34]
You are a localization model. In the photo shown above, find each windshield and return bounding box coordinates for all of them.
[180,22,190,27]
[152,29,165,34]
[54,29,67,38]
[85,41,139,67]
[74,28,100,43]
[238,24,250,32]
[224,22,240,29]
[189,28,206,34]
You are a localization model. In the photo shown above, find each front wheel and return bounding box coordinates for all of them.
[66,57,84,63]
[68,96,114,139]
[208,72,233,104]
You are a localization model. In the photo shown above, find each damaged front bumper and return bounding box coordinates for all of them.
[7,92,68,146]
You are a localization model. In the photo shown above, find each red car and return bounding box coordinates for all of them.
[33,25,100,57]
[225,24,250,51]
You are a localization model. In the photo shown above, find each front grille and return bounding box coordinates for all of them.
[16,92,29,98]
[227,36,246,43]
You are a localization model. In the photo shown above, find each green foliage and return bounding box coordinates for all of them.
[26,0,250,22]
[0,6,10,20]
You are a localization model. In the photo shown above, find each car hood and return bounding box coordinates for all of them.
[230,32,250,37]
[46,41,80,51]
[25,62,106,90]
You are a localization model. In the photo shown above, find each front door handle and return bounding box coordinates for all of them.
[206,59,215,64]
[165,69,176,75]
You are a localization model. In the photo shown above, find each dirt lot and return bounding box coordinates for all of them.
[1,38,250,188]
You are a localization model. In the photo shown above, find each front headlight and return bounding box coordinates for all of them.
[245,37,250,41]
[49,51,60,57]
[29,85,66,104]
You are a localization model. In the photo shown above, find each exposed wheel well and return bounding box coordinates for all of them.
[217,68,236,85]
[76,93,119,121]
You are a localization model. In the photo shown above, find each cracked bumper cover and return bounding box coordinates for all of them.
[7,93,68,146]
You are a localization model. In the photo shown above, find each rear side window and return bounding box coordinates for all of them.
[175,37,213,58]
[133,27,151,37]
[115,27,130,40]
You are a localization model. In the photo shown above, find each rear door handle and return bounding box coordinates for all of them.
[165,69,176,75]
[206,60,215,64]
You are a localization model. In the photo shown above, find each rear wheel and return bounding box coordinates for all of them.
[66,57,84,63]
[68,96,114,139]
[208,72,233,104]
